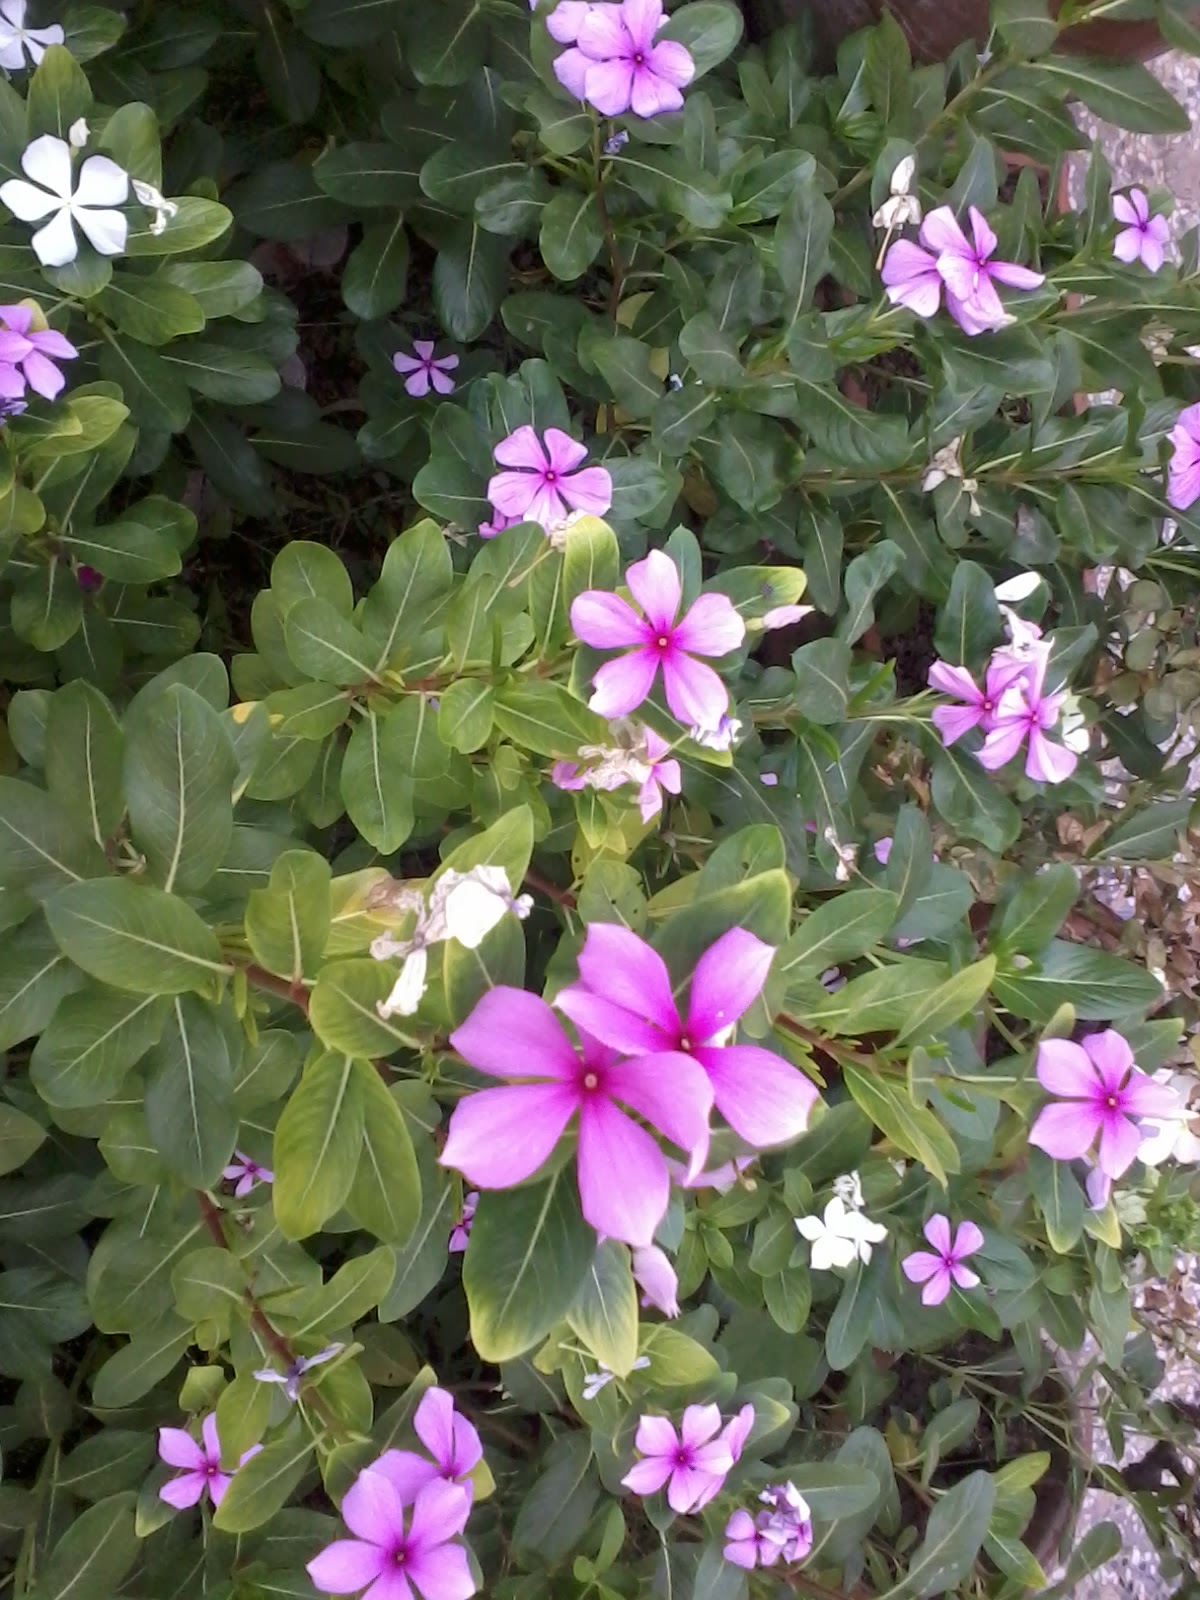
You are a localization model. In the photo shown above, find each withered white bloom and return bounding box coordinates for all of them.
[581,1355,651,1400]
[435,866,533,950]
[832,1170,865,1210]
[760,604,815,630]
[132,177,178,237]
[993,572,1042,603]
[0,134,128,266]
[823,826,857,883]
[1138,1072,1200,1166]
[871,153,920,232]
[922,435,980,516]
[689,714,742,751]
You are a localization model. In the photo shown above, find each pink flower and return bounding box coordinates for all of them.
[555,924,819,1150]
[759,1482,814,1562]
[222,1150,273,1197]
[637,728,681,821]
[369,1387,482,1504]
[1113,189,1170,273]
[632,1243,679,1317]
[440,987,713,1246]
[478,509,515,540]
[393,340,458,398]
[1029,1030,1178,1179]
[901,1214,983,1306]
[306,1472,475,1600]
[724,1508,788,1569]
[881,238,942,318]
[920,205,1044,335]
[552,0,695,119]
[0,303,76,399]
[448,1192,477,1253]
[977,649,1077,784]
[486,425,611,533]
[620,1404,736,1513]
[721,1403,755,1468]
[927,656,1025,746]
[158,1414,262,1510]
[1167,401,1200,511]
[873,836,892,865]
[570,550,745,726]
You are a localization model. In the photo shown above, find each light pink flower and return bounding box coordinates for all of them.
[478,509,515,540]
[441,987,713,1246]
[1167,401,1200,511]
[555,924,819,1150]
[759,1482,814,1562]
[977,649,1077,784]
[306,1472,475,1600]
[1029,1030,1178,1179]
[570,549,745,726]
[368,1388,482,1505]
[632,1243,679,1317]
[223,1150,273,1198]
[0,303,76,399]
[724,1508,788,1569]
[873,837,892,865]
[1113,189,1170,273]
[927,657,1025,745]
[393,340,458,398]
[553,0,695,119]
[486,425,611,533]
[621,1405,736,1513]
[901,1214,983,1306]
[448,1192,478,1253]
[158,1415,262,1510]
[637,728,681,821]
[920,205,1044,335]
[881,238,943,318]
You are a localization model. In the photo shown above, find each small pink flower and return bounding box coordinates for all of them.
[158,1414,262,1509]
[448,1191,478,1253]
[570,550,745,726]
[0,303,76,399]
[1167,401,1200,511]
[901,1214,983,1306]
[637,728,681,821]
[621,1404,737,1513]
[222,1151,273,1198]
[927,656,1024,745]
[1113,189,1170,273]
[1029,1030,1178,1180]
[977,649,1076,784]
[478,509,515,540]
[552,0,695,119]
[873,836,892,865]
[921,205,1044,335]
[724,1508,788,1569]
[368,1387,483,1502]
[306,1472,475,1600]
[486,424,611,533]
[393,339,458,398]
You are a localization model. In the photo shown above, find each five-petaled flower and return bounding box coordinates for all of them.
[158,1414,261,1509]
[1113,189,1170,273]
[881,204,1043,336]
[555,922,819,1150]
[0,302,76,401]
[370,1387,483,1503]
[440,986,713,1246]
[393,340,458,398]
[621,1403,751,1513]
[1029,1030,1178,1179]
[223,1150,273,1197]
[486,424,611,534]
[796,1196,887,1271]
[1167,401,1200,511]
[571,549,745,727]
[901,1214,984,1306]
[0,0,63,70]
[306,1471,476,1600]
[0,134,128,267]
[976,646,1078,785]
[551,0,695,119]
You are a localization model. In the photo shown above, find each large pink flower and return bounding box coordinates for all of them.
[1029,1030,1178,1179]
[1167,401,1200,511]
[552,0,695,118]
[920,205,1044,336]
[306,1472,475,1600]
[486,425,611,533]
[570,549,745,726]
[555,924,818,1149]
[620,1404,741,1513]
[440,987,713,1246]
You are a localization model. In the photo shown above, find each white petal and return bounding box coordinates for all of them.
[993,572,1041,602]
[73,154,129,208]
[29,25,64,49]
[0,39,25,69]
[31,205,77,266]
[21,134,73,200]
[72,204,127,257]
[0,176,60,221]
[68,118,89,150]
[377,948,428,1019]
[0,0,25,24]
[443,880,508,949]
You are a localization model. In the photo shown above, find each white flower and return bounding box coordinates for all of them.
[0,134,128,266]
[993,572,1042,603]
[832,1170,864,1210]
[377,948,429,1020]
[434,866,533,949]
[581,1355,650,1400]
[761,604,815,630]
[67,117,88,150]
[132,177,178,238]
[922,436,980,515]
[1137,1072,1200,1167]
[689,714,742,752]
[796,1197,888,1270]
[0,0,63,70]
[823,826,857,883]
[872,154,921,232]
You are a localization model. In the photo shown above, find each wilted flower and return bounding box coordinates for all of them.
[449,1191,478,1253]
[1137,1071,1200,1165]
[552,723,681,822]
[132,177,178,237]
[254,1344,343,1403]
[690,713,742,751]
[872,154,921,233]
[67,117,88,149]
[921,436,980,514]
[0,134,128,266]
[582,1354,651,1399]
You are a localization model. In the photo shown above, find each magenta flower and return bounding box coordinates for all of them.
[393,340,458,398]
[901,1214,983,1306]
[977,649,1077,784]
[555,923,819,1149]
[570,550,745,726]
[632,1243,679,1317]
[920,205,1044,335]
[927,657,1025,745]
[306,1472,475,1600]
[637,728,681,821]
[222,1150,273,1197]
[75,563,102,591]
[486,425,612,533]
[370,1388,482,1506]
[0,303,76,399]
[158,1414,262,1510]
[880,239,943,318]
[448,1191,477,1254]
[1167,401,1200,511]
[620,1404,736,1513]
[478,509,515,540]
[1113,189,1170,273]
[1029,1030,1178,1179]
[440,987,713,1246]
[552,0,695,119]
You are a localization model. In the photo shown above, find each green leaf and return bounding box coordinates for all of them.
[0,918,83,1054]
[290,1245,396,1339]
[883,1471,995,1598]
[801,961,946,1036]
[314,141,420,208]
[893,958,996,1047]
[379,1146,453,1321]
[774,178,834,316]
[433,222,507,341]
[44,879,227,995]
[438,679,495,755]
[566,1240,639,1377]
[1028,1148,1085,1254]
[99,335,191,433]
[464,1171,595,1362]
[165,341,282,406]
[124,684,236,894]
[511,1431,599,1567]
[769,1462,882,1519]
[407,0,487,84]
[255,17,321,123]
[89,1316,192,1407]
[838,540,903,645]
[661,2,743,76]
[94,276,206,345]
[992,865,1078,956]
[778,890,898,984]
[345,1067,422,1248]
[1092,798,1194,862]
[160,260,264,319]
[228,161,348,242]
[143,997,237,1187]
[171,1246,247,1332]
[11,558,82,650]
[590,336,663,419]
[30,987,168,1108]
[25,1492,138,1600]
[993,0,1057,55]
[934,561,1002,664]
[123,197,234,258]
[992,940,1163,1021]
[343,218,410,318]
[540,190,604,283]
[361,520,454,672]
[44,683,124,846]
[212,1425,314,1534]
[284,599,377,686]
[310,959,423,1057]
[25,44,93,140]
[493,681,607,759]
[842,1066,960,1187]
[341,710,416,855]
[1026,56,1189,135]
[928,742,1020,853]
[0,1103,46,1177]
[865,9,912,129]
[272,1052,366,1240]
[245,849,331,983]
[790,637,852,725]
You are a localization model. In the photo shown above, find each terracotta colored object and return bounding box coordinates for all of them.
[741,0,1176,63]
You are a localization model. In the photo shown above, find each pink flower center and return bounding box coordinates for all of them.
[205,1462,219,1477]
[393,1546,409,1567]
[634,51,645,64]
[1106,1094,1119,1109]
[673,1445,693,1468]
[678,1036,692,1052]
[655,634,671,649]
[545,469,557,483]
[582,1071,600,1091]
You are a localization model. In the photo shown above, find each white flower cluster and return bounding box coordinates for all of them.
[795,1170,888,1271]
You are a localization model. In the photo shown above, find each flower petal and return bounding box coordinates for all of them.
[493,424,547,472]
[1098,1112,1142,1179]
[696,1043,818,1147]
[625,549,680,633]
[575,922,679,1034]
[555,986,668,1056]
[553,45,592,99]
[29,205,78,266]
[21,134,72,199]
[919,205,970,256]
[621,1455,675,1496]
[307,1539,388,1594]
[368,1449,440,1506]
[1079,1029,1133,1093]
[604,1052,713,1166]
[158,1428,204,1470]
[72,204,127,257]
[407,1542,476,1600]
[672,592,745,657]
[901,1250,942,1284]
[952,1220,984,1258]
[680,1402,722,1448]
[1118,1071,1179,1119]
[1028,1100,1100,1161]
[634,1414,679,1457]
[686,927,775,1042]
[588,648,659,718]
[407,1478,471,1548]
[987,259,1044,290]
[629,64,684,118]
[927,661,981,701]
[1036,1040,1098,1099]
[486,469,538,519]
[577,1096,669,1245]
[660,651,729,728]
[21,349,64,399]
[449,987,579,1079]
[578,6,631,58]
[1112,193,1138,226]
[921,1266,954,1306]
[950,1263,980,1290]
[559,464,612,516]
[977,719,1028,770]
[923,1213,952,1255]
[404,367,432,398]
[343,1468,406,1545]
[542,427,588,474]
[646,38,694,88]
[967,206,997,260]
[202,1412,221,1463]
[413,1387,458,1474]
[1026,730,1076,785]
[931,703,984,746]
[73,154,129,207]
[159,1471,207,1509]
[441,1083,577,1189]
[570,589,647,648]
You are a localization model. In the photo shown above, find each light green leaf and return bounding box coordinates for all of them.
[124,684,236,894]
[245,849,331,983]
[842,1066,960,1187]
[566,1240,639,1377]
[44,879,228,995]
[272,1053,366,1240]
[30,986,169,1108]
[143,996,237,1188]
[883,1471,995,1598]
[25,1492,138,1600]
[44,683,124,846]
[344,1065,423,1248]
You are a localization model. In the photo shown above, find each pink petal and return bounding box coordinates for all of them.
[680,1402,722,1448]
[559,464,612,516]
[655,757,681,794]
[1036,1039,1097,1099]
[430,367,456,395]
[660,652,730,728]
[414,1388,458,1474]
[625,549,681,633]
[547,1,593,43]
[1141,236,1166,274]
[901,1249,943,1284]
[405,368,432,398]
[441,1083,578,1189]
[158,1427,204,1470]
[1131,188,1150,223]
[308,1539,388,1595]
[629,64,685,118]
[577,1096,670,1245]
[0,305,32,334]
[987,259,1045,290]
[1025,729,1076,784]
[968,206,997,260]
[493,424,548,472]
[977,720,1028,770]
[1098,1113,1142,1179]
[343,1469,405,1545]
[1028,1101,1100,1161]
[407,1479,471,1548]
[1113,228,1141,265]
[668,1464,724,1514]
[205,1471,231,1505]
[882,248,942,317]
[919,205,971,257]
[363,1574,414,1600]
[635,1414,680,1457]
[645,38,694,88]
[588,649,659,717]
[575,922,679,1034]
[696,1044,818,1147]
[578,6,631,58]
[202,1413,220,1463]
[686,927,775,1042]
[542,427,588,475]
[638,772,664,821]
[931,704,984,746]
[605,1053,713,1164]
[584,58,637,115]
[449,988,579,1079]
[622,1455,675,1496]
[367,1450,440,1505]
[555,985,670,1057]
[553,45,592,99]
[721,1403,755,1461]
[1118,1071,1179,1119]
[921,1266,954,1306]
[406,1543,476,1600]
[923,1213,952,1255]
[487,468,539,519]
[520,480,569,530]
[950,1263,980,1290]
[1168,456,1200,511]
[672,593,745,657]
[945,286,1007,337]
[1112,193,1138,226]
[621,0,664,48]
[413,340,435,359]
[927,661,981,701]
[570,589,647,648]
[1079,1030,1134,1093]
[159,1472,207,1509]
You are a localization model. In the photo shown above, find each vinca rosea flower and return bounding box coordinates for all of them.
[882,205,1043,335]
[254,1343,343,1403]
[486,425,611,533]
[1029,1030,1178,1179]
[1113,189,1170,273]
[441,987,713,1246]
[795,1197,887,1270]
[555,923,818,1149]
[448,1191,478,1253]
[551,0,695,119]
[371,1388,483,1502]
[570,550,745,726]
[632,1243,679,1316]
[759,1483,814,1562]
[0,134,128,266]
[222,1150,273,1196]
[1167,401,1200,511]
[927,657,1022,744]
[977,647,1078,784]
[0,1,62,69]
[552,724,681,821]
[0,303,76,400]
[880,238,943,318]
[393,340,458,398]
[901,1215,983,1306]
[306,1473,476,1600]
[724,1508,788,1569]
[621,1404,743,1513]
[158,1414,261,1509]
